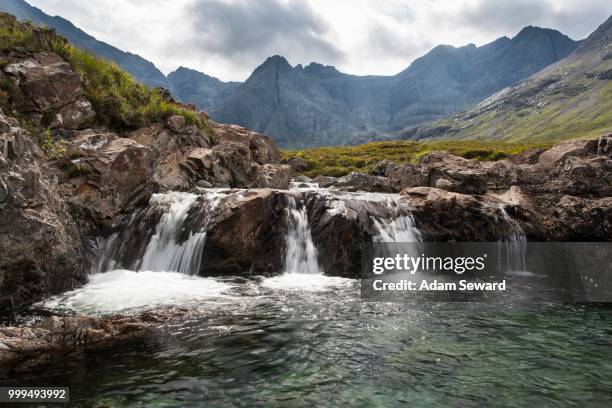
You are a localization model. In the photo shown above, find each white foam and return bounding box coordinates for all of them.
[40,270,231,315]
[262,273,351,291]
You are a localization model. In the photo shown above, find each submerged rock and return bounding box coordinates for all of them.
[0,308,188,371]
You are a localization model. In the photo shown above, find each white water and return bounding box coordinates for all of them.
[499,205,528,272]
[41,270,231,315]
[139,192,221,274]
[282,196,321,275]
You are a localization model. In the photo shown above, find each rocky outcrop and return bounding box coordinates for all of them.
[202,190,288,275]
[318,172,394,193]
[0,308,188,371]
[0,110,88,310]
[1,52,94,129]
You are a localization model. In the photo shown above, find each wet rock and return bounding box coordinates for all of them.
[202,189,287,275]
[211,123,280,165]
[0,308,188,371]
[295,175,312,183]
[0,111,88,310]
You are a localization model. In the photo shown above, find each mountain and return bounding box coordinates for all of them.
[0,0,170,90]
[210,28,578,148]
[167,67,241,111]
[407,15,612,143]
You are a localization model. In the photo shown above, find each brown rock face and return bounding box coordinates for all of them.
[0,111,88,310]
[2,52,94,129]
[202,190,287,275]
[318,172,394,193]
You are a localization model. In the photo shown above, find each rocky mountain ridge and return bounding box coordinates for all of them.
[0,0,582,148]
[407,15,612,142]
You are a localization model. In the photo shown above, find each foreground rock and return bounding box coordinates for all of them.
[0,110,88,310]
[0,308,188,371]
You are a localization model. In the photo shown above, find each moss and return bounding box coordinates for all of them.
[67,161,91,177]
[283,140,550,177]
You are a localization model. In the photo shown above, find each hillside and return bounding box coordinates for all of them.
[406,15,612,142]
[211,28,578,148]
[167,67,241,111]
[0,0,170,90]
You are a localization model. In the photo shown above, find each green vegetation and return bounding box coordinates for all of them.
[0,13,214,133]
[283,140,550,177]
[37,128,66,159]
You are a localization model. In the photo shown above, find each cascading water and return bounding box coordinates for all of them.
[139,193,209,273]
[499,205,527,272]
[97,191,224,275]
[282,196,321,275]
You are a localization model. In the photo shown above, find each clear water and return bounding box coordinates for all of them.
[4,272,611,408]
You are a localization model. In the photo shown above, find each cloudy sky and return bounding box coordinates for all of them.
[28,0,612,81]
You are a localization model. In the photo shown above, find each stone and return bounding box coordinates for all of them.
[597,133,612,157]
[286,157,310,172]
[318,172,394,192]
[254,164,291,189]
[369,159,395,176]
[538,139,598,166]
[196,179,213,188]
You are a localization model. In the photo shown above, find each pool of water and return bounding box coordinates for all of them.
[2,271,611,407]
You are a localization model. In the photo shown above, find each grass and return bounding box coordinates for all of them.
[282,140,550,178]
[0,13,214,135]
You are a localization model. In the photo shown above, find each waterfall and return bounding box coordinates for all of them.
[138,192,221,274]
[372,197,421,243]
[282,196,321,275]
[97,191,223,275]
[499,205,527,272]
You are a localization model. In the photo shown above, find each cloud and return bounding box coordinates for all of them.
[459,0,612,40]
[183,0,343,71]
[25,0,612,81]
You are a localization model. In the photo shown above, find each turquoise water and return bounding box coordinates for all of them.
[2,274,611,407]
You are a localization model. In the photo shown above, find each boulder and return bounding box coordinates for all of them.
[418,152,488,195]
[202,190,287,275]
[387,163,427,191]
[2,52,94,129]
[211,123,280,164]
[537,139,598,166]
[597,133,612,157]
[0,111,88,310]
[318,172,394,192]
[369,159,395,176]
[286,157,310,172]
[64,133,155,221]
[294,175,312,183]
[254,164,291,189]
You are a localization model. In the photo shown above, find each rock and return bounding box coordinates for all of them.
[312,175,337,185]
[400,187,526,241]
[202,190,287,275]
[387,163,426,191]
[318,172,394,192]
[64,134,155,221]
[538,139,598,166]
[295,175,312,183]
[166,114,186,132]
[211,123,280,165]
[254,164,291,189]
[2,52,94,129]
[597,133,612,157]
[418,152,488,195]
[196,179,213,188]
[369,159,395,176]
[0,308,188,371]
[286,157,310,172]
[0,111,88,310]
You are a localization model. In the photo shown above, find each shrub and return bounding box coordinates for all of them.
[37,128,66,160]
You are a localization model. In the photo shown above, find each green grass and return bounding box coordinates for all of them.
[282,140,550,178]
[0,13,214,134]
